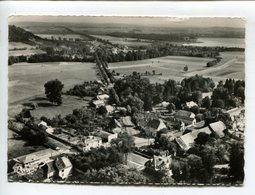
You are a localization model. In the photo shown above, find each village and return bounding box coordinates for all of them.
[7,19,245,185]
[8,58,245,184]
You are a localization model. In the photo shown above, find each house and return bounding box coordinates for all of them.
[105,105,115,115]
[92,100,105,108]
[38,121,48,130]
[127,152,151,171]
[42,160,55,179]
[147,118,167,132]
[119,116,135,127]
[176,127,211,151]
[95,130,118,143]
[82,136,102,152]
[152,151,172,171]
[12,149,60,175]
[209,121,226,138]
[186,101,198,108]
[174,110,196,126]
[160,130,183,142]
[96,94,109,102]
[152,101,170,114]
[55,156,72,179]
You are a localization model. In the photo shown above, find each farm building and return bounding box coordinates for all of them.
[55,156,73,179]
[96,94,109,102]
[94,130,118,143]
[127,152,151,171]
[147,118,167,132]
[92,100,105,108]
[209,121,226,138]
[12,149,61,175]
[174,110,196,126]
[176,127,211,151]
[119,116,135,127]
[82,136,102,152]
[186,101,198,108]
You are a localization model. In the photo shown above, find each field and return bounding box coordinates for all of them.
[9,61,98,104]
[92,35,152,47]
[9,42,37,50]
[109,51,245,83]
[109,55,215,82]
[183,38,245,48]
[9,41,46,57]
[36,33,86,40]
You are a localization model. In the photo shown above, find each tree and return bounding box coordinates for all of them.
[44,79,64,105]
[111,133,135,164]
[229,142,244,182]
[202,96,211,109]
[184,65,188,72]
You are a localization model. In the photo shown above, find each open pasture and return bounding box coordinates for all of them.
[109,51,245,83]
[109,55,214,82]
[9,61,98,103]
[203,52,245,80]
[92,35,152,47]
[36,33,86,40]
[9,42,37,50]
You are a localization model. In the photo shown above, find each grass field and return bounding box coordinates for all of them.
[9,61,98,103]
[92,35,152,47]
[9,42,37,50]
[109,52,245,83]
[109,55,215,82]
[9,41,46,57]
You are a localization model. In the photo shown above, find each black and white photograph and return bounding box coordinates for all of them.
[7,16,245,186]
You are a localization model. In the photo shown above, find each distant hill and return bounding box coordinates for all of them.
[9,25,42,43]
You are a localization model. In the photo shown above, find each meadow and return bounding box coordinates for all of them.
[9,61,98,104]
[92,35,152,47]
[109,51,245,83]
[183,38,245,48]
[109,55,215,82]
[9,41,46,57]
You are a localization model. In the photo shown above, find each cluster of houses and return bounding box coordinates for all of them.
[10,148,72,181]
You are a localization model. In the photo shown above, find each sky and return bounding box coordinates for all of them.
[9,16,245,28]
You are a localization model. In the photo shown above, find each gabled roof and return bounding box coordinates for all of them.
[55,156,72,171]
[176,127,211,150]
[120,116,134,127]
[175,110,195,119]
[209,121,226,137]
[105,105,115,113]
[97,94,109,101]
[186,101,198,108]
[148,119,166,131]
[15,149,58,164]
[43,160,55,174]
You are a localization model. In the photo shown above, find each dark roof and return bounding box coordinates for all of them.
[175,110,195,119]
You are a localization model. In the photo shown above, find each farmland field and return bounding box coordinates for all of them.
[9,61,98,103]
[36,33,87,40]
[92,35,152,47]
[9,41,46,57]
[183,38,245,48]
[9,42,37,50]
[109,52,245,83]
[109,55,215,82]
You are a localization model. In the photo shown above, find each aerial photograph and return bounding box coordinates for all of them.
[8,16,245,185]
